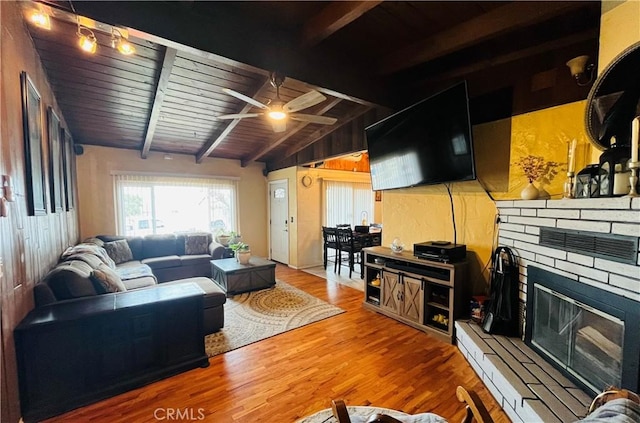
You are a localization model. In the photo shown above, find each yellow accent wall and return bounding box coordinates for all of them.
[76,146,269,257]
[501,100,592,200]
[382,100,592,293]
[599,0,640,74]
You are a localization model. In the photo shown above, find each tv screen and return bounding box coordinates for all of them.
[365,81,476,191]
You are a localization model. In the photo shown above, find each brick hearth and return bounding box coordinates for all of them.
[456,321,592,422]
[457,197,640,422]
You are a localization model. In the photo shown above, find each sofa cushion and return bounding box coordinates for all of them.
[180,254,211,267]
[44,260,98,300]
[90,264,126,293]
[184,233,211,255]
[96,234,127,243]
[116,263,155,281]
[103,239,134,264]
[142,235,177,259]
[141,255,181,270]
[127,237,144,260]
[122,276,157,290]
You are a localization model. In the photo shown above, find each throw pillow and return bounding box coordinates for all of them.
[185,234,210,255]
[90,264,126,293]
[103,239,134,264]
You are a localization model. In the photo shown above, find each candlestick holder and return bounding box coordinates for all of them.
[563,171,575,199]
[625,161,639,197]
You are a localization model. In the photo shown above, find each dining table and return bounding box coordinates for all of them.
[353,231,382,278]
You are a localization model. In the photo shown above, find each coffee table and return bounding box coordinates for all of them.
[211,257,276,296]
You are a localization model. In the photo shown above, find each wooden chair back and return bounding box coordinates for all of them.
[331,386,494,423]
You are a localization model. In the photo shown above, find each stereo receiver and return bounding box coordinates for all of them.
[413,241,466,263]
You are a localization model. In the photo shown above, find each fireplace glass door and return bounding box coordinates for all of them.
[532,284,623,393]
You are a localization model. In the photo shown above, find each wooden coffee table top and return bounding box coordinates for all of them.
[211,257,276,273]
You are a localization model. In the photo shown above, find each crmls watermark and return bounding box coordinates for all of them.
[154,408,206,421]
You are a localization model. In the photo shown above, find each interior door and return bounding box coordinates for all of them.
[269,180,289,264]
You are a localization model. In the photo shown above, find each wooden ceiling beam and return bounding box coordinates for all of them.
[241,98,343,167]
[195,77,271,163]
[415,29,598,87]
[378,1,585,75]
[141,46,177,159]
[300,1,383,48]
[282,105,372,160]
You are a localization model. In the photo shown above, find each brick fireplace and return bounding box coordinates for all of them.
[456,197,640,422]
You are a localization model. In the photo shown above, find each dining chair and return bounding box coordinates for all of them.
[336,227,363,278]
[322,226,339,271]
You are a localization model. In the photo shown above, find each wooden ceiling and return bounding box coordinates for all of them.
[23,1,601,171]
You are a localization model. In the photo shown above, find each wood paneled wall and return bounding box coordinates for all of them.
[1,3,79,421]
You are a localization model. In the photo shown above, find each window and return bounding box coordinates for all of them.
[114,174,238,236]
[324,180,374,227]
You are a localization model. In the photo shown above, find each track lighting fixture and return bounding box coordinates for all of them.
[111,28,136,56]
[29,10,51,30]
[77,25,97,54]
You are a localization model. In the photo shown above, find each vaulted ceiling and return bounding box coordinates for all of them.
[22,1,601,171]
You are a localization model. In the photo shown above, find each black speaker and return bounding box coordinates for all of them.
[74,144,84,155]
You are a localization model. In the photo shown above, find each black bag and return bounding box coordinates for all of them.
[482,246,520,336]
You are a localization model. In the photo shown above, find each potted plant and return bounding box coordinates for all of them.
[230,241,251,264]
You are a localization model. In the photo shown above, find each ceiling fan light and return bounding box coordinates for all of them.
[268,110,287,120]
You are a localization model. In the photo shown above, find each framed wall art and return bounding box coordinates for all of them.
[21,71,47,216]
[62,128,75,211]
[48,107,64,213]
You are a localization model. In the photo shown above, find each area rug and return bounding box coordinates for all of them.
[204,280,344,357]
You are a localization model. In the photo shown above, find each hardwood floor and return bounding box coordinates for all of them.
[43,265,510,423]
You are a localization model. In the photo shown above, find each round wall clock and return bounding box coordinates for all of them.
[301,175,312,187]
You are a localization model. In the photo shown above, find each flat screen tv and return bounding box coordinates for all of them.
[365,81,476,191]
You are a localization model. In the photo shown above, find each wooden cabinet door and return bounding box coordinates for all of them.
[401,275,424,324]
[381,270,400,313]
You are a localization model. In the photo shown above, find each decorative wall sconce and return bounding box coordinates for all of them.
[566,55,595,86]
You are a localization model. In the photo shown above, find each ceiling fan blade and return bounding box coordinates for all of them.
[271,121,287,133]
[217,113,262,120]
[222,88,269,110]
[290,113,337,125]
[284,90,326,113]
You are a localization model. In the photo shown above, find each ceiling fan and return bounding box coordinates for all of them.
[217,72,338,133]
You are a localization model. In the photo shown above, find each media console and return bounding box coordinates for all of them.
[363,246,469,344]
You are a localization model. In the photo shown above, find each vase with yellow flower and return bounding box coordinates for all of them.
[515,155,560,200]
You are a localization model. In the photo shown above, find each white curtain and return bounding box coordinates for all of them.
[114,174,238,236]
[324,180,374,227]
